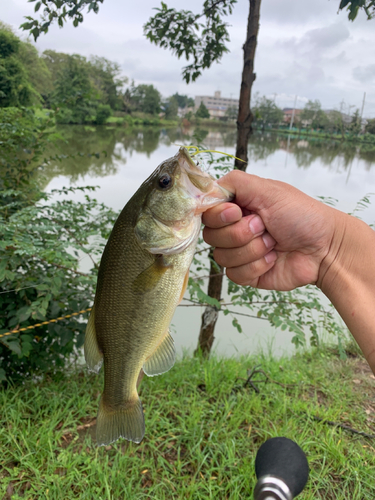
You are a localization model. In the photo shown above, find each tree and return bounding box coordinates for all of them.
[300,100,328,130]
[365,118,375,135]
[127,83,161,115]
[348,108,361,135]
[170,93,194,109]
[195,101,210,119]
[0,25,37,107]
[86,56,127,110]
[52,54,95,123]
[18,41,53,102]
[224,105,238,121]
[163,95,179,119]
[253,96,283,130]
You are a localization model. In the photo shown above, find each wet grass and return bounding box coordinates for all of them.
[1,346,375,499]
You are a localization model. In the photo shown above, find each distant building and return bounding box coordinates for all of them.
[195,91,239,118]
[283,108,302,124]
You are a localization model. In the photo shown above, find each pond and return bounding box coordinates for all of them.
[43,124,375,357]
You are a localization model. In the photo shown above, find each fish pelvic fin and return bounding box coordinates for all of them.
[84,304,103,373]
[143,331,175,377]
[96,395,145,446]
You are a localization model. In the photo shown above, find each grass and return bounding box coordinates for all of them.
[1,346,375,499]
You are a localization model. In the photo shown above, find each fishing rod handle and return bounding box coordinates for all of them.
[254,437,309,500]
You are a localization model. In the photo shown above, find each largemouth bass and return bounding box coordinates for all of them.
[84,147,233,445]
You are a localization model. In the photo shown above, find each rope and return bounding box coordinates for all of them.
[0,307,92,340]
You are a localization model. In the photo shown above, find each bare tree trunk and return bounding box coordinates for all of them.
[235,0,262,171]
[195,0,261,358]
[194,250,223,357]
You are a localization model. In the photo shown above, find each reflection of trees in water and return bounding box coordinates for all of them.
[43,127,375,185]
[248,133,282,161]
[43,125,124,184]
[249,133,375,172]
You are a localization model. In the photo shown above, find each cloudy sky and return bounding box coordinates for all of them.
[3,0,375,116]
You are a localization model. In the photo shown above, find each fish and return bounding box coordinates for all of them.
[84,147,233,445]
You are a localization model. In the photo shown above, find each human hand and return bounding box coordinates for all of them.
[203,170,345,291]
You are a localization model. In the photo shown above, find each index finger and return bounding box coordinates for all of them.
[202,202,242,229]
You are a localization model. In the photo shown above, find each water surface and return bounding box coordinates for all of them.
[44,125,375,357]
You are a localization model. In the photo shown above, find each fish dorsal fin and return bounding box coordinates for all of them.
[132,255,172,294]
[84,304,103,373]
[143,331,175,377]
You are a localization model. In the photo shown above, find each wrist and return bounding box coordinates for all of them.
[317,211,375,371]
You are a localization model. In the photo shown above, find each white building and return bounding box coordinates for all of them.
[195,91,239,118]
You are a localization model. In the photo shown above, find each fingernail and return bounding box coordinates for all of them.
[220,206,239,223]
[265,251,277,264]
[262,233,276,249]
[249,215,265,235]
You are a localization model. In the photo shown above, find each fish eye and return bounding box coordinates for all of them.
[158,174,172,189]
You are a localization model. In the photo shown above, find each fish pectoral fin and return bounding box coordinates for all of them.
[96,395,145,446]
[143,331,175,377]
[84,304,103,373]
[131,255,172,294]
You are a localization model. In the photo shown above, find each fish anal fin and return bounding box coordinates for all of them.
[84,304,103,373]
[132,255,172,294]
[143,331,175,377]
[96,395,145,446]
[179,270,189,304]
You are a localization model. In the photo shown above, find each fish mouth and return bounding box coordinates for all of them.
[177,147,234,213]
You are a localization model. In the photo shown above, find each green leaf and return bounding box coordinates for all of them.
[6,340,22,356]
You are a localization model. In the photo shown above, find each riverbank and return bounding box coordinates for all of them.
[1,344,374,499]
[256,126,375,146]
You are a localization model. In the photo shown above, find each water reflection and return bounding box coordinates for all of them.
[43,125,375,186]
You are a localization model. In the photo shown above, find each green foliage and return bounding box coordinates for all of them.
[195,101,210,119]
[43,51,125,123]
[21,0,104,41]
[125,83,162,115]
[169,93,194,109]
[0,107,52,211]
[52,54,96,123]
[252,95,283,130]
[348,108,361,135]
[87,55,127,110]
[163,95,178,119]
[224,105,238,121]
[0,186,117,383]
[300,100,329,130]
[18,40,53,101]
[0,25,37,107]
[94,103,112,124]
[365,118,375,135]
[144,0,237,83]
[339,0,375,20]
[0,107,118,383]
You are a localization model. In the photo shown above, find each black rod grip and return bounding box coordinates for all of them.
[255,437,309,497]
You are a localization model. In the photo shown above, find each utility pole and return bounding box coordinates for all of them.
[359,92,366,135]
[289,95,298,131]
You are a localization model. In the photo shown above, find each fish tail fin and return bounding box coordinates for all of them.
[96,395,145,446]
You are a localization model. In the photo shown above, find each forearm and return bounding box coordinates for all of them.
[319,212,375,373]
